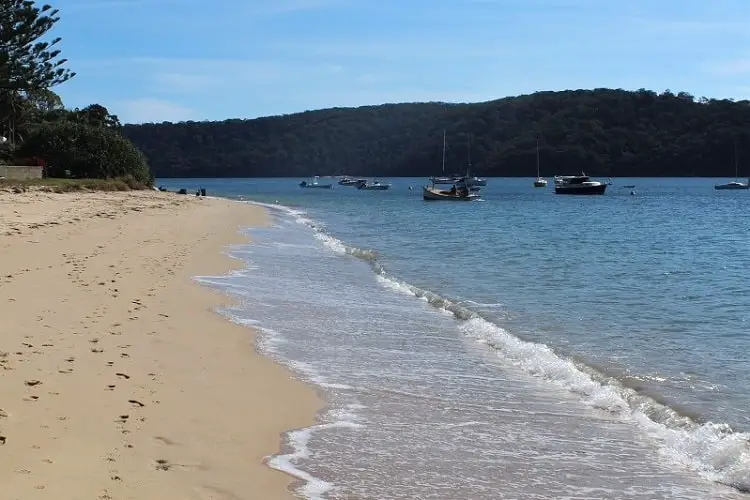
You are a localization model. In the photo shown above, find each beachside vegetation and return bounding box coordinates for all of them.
[19,121,152,184]
[0,0,152,186]
[0,176,149,193]
[122,88,750,179]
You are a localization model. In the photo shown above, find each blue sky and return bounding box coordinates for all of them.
[50,0,750,123]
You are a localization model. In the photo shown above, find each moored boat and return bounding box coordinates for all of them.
[423,183,480,201]
[299,177,333,189]
[430,176,457,184]
[356,179,391,190]
[460,133,487,187]
[554,173,607,195]
[715,181,749,190]
[714,142,748,190]
[339,176,368,186]
[533,141,547,187]
[463,176,487,187]
[425,130,481,201]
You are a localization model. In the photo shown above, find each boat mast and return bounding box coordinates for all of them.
[467,133,472,177]
[734,140,738,181]
[442,129,446,175]
[536,140,540,178]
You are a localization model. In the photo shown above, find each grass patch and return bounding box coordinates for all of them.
[0,176,152,193]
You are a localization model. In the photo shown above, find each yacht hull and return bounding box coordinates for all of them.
[554,184,607,195]
[423,186,480,201]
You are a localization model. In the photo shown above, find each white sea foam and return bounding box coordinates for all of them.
[372,268,750,492]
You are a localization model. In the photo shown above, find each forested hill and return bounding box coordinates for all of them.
[122,88,750,178]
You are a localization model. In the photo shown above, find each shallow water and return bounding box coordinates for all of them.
[176,177,750,499]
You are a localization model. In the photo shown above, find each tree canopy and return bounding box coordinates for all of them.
[0,1,151,185]
[122,88,750,179]
[19,120,151,184]
[0,0,75,92]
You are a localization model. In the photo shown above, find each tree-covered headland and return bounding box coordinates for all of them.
[0,0,152,187]
[123,89,750,179]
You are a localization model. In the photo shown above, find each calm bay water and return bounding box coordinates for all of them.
[165,177,750,499]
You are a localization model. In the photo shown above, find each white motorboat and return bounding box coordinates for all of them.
[356,179,391,190]
[554,173,607,195]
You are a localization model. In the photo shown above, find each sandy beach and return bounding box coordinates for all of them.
[0,190,320,500]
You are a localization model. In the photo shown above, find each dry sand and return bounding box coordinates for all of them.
[0,190,321,500]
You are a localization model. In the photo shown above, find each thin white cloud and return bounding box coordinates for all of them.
[631,17,750,35]
[260,0,344,14]
[354,73,392,85]
[77,57,350,92]
[268,40,510,60]
[704,59,750,77]
[62,0,189,10]
[152,72,219,92]
[114,98,195,124]
[286,88,499,110]
[732,86,750,100]
[64,0,342,15]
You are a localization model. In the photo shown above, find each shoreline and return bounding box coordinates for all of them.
[0,190,322,499]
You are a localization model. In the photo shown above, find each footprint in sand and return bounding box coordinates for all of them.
[155,459,171,471]
[115,373,130,380]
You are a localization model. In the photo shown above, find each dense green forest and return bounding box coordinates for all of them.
[122,88,750,178]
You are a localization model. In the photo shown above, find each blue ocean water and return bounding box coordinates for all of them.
[172,177,750,499]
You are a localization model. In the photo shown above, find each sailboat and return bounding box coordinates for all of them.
[533,141,547,187]
[424,130,481,201]
[429,130,454,184]
[461,133,487,187]
[715,142,748,190]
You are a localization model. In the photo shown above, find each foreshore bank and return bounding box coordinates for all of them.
[0,190,321,500]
